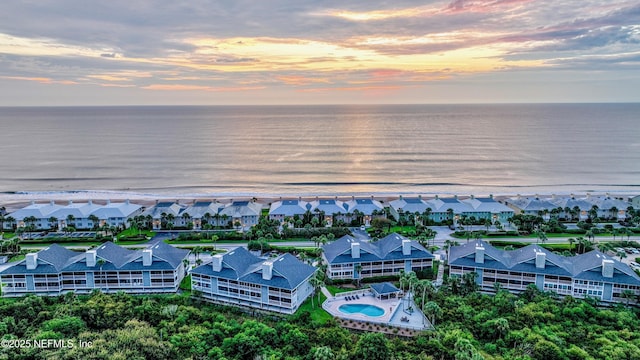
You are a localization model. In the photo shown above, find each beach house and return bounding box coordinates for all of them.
[322,233,434,280]
[0,241,189,297]
[449,240,640,304]
[190,247,316,314]
[268,199,311,226]
[182,201,226,230]
[142,201,186,230]
[219,201,262,230]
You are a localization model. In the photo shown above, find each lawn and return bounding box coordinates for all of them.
[325,285,354,296]
[117,228,155,239]
[296,291,331,325]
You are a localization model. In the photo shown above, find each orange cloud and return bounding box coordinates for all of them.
[276,75,331,86]
[1,76,77,85]
[142,84,265,92]
[299,85,404,93]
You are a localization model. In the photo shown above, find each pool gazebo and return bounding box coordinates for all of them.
[370,282,402,300]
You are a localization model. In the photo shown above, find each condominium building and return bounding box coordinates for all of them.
[389,195,514,225]
[0,241,189,297]
[191,247,316,314]
[322,233,434,280]
[5,200,142,231]
[449,240,640,304]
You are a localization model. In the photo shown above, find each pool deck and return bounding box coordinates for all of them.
[322,288,431,331]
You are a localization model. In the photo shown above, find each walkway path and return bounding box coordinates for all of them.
[320,286,333,300]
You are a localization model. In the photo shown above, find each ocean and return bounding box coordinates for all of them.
[0,103,638,200]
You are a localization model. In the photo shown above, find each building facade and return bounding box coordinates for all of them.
[6,200,142,231]
[389,195,514,225]
[191,247,316,314]
[322,233,434,280]
[449,240,640,304]
[0,241,189,297]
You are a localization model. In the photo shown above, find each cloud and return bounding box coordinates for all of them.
[0,1,638,104]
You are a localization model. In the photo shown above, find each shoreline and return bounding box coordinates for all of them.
[0,189,636,212]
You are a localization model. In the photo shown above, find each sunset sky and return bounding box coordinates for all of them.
[1,0,639,105]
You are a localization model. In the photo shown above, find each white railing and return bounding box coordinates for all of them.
[331,289,371,298]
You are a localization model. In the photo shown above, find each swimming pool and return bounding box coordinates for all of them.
[338,304,385,317]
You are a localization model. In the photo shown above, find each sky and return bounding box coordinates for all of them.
[0,0,639,106]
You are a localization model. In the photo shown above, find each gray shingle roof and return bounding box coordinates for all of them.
[0,242,188,275]
[344,199,384,215]
[269,200,309,216]
[310,199,347,214]
[91,201,142,219]
[142,202,185,218]
[322,233,434,265]
[389,197,429,213]
[450,240,640,285]
[219,201,262,217]
[9,202,63,220]
[182,201,224,218]
[370,282,400,295]
[190,247,316,290]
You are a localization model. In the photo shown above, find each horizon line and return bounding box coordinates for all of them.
[1,101,639,108]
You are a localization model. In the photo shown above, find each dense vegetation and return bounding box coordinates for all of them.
[1,282,639,360]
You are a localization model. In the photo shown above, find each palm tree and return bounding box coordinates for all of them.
[181,212,191,228]
[494,318,510,339]
[97,258,106,292]
[48,216,58,231]
[166,214,176,229]
[620,289,636,307]
[88,214,99,230]
[192,246,202,263]
[203,212,212,227]
[182,258,189,272]
[568,237,576,253]
[310,271,324,308]
[66,214,75,228]
[423,301,442,328]
[610,206,618,220]
[354,263,362,286]
[419,279,435,317]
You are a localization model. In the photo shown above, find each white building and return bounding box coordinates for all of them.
[191,247,316,314]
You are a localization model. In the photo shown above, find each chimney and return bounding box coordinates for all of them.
[211,254,223,272]
[351,242,361,259]
[418,195,422,200]
[489,194,493,199]
[26,253,38,270]
[602,259,614,278]
[142,249,153,266]
[535,252,546,269]
[435,195,439,200]
[30,200,35,205]
[69,200,73,205]
[50,200,55,205]
[399,195,403,200]
[470,195,475,200]
[86,250,97,267]
[402,239,411,256]
[454,195,458,200]
[262,261,273,280]
[475,246,485,264]
[88,200,92,205]
[124,199,129,205]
